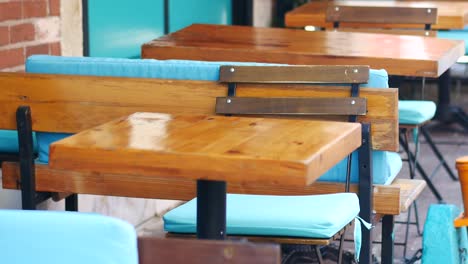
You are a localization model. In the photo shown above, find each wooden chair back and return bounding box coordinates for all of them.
[138,237,280,264]
[0,67,398,151]
[325,5,438,36]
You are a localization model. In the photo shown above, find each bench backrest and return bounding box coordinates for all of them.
[0,68,397,151]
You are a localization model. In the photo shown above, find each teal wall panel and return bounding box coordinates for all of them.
[169,0,232,33]
[88,0,164,58]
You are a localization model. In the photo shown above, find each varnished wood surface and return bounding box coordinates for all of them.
[138,237,280,264]
[325,5,438,25]
[286,1,468,30]
[48,113,362,186]
[219,65,370,83]
[141,24,464,78]
[0,73,398,151]
[396,179,427,212]
[3,162,415,215]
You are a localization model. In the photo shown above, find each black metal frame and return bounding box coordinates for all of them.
[196,180,226,239]
[232,0,253,26]
[437,70,468,131]
[16,106,79,211]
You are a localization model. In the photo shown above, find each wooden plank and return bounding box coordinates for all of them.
[0,72,398,151]
[2,162,404,215]
[141,24,465,78]
[219,65,370,84]
[215,97,367,116]
[138,237,280,264]
[333,28,437,37]
[326,5,438,25]
[285,1,468,30]
[48,113,362,187]
[395,179,427,212]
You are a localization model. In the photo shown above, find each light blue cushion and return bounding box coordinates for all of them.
[0,130,37,153]
[0,209,138,264]
[25,55,400,184]
[399,100,436,125]
[438,30,468,55]
[164,193,359,238]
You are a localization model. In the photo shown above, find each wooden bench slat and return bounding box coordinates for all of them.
[138,237,280,264]
[326,5,438,25]
[3,162,411,215]
[219,65,370,83]
[0,72,398,151]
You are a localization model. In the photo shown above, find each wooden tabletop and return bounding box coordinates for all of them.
[141,24,464,77]
[285,1,468,30]
[49,112,362,187]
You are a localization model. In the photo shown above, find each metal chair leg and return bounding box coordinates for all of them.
[315,245,324,264]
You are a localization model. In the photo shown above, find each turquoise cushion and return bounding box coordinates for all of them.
[25,55,400,184]
[399,100,436,125]
[0,130,37,153]
[163,193,359,238]
[0,209,138,264]
[438,30,468,55]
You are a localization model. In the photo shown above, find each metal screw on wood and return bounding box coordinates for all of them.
[425,31,429,36]
[353,69,359,73]
[351,100,356,105]
[230,68,235,72]
[427,9,432,13]
[227,99,232,103]
[335,7,340,11]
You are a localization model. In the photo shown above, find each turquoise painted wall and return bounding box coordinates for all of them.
[87,0,232,58]
[169,0,232,33]
[87,0,164,58]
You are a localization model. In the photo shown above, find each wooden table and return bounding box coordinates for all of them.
[141,24,464,78]
[285,1,468,30]
[49,112,362,239]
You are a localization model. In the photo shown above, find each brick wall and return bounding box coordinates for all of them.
[0,0,61,72]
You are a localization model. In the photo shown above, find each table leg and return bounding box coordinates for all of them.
[381,215,394,264]
[436,70,468,131]
[196,179,227,239]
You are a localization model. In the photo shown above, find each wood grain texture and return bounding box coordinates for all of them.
[331,28,437,37]
[215,97,367,116]
[326,5,438,24]
[138,237,280,264]
[0,72,398,151]
[396,179,427,212]
[141,24,464,77]
[219,65,370,83]
[286,1,468,30]
[3,162,413,215]
[48,113,362,186]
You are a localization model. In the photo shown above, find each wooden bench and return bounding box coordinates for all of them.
[0,65,406,263]
[138,237,280,264]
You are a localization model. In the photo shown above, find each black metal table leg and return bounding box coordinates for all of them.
[381,215,394,264]
[358,123,373,264]
[196,179,227,240]
[17,106,36,210]
[436,69,468,131]
[65,194,79,211]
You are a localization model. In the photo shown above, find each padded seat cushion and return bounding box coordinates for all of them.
[26,55,400,185]
[0,210,137,264]
[163,193,360,238]
[0,130,37,153]
[399,100,436,125]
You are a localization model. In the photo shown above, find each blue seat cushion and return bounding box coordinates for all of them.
[399,100,436,125]
[164,193,359,238]
[26,55,400,184]
[0,130,37,153]
[438,30,468,55]
[0,209,137,264]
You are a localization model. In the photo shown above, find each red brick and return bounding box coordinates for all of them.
[49,41,60,55]
[26,43,49,58]
[0,26,9,45]
[0,47,24,69]
[0,2,22,22]
[23,0,48,18]
[10,23,35,43]
[49,0,60,16]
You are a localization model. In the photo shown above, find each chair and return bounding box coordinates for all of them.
[0,209,138,264]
